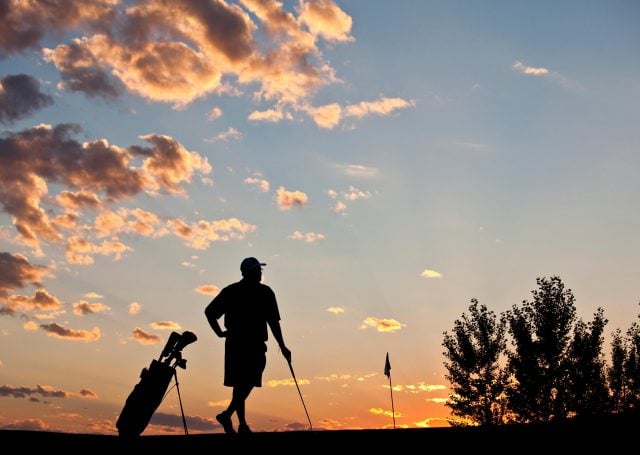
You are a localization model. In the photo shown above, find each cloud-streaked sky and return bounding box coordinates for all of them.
[1,0,639,434]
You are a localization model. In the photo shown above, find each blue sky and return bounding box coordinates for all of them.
[1,0,639,433]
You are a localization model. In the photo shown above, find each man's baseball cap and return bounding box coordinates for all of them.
[240,257,266,271]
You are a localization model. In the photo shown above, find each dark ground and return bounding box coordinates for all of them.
[1,414,636,451]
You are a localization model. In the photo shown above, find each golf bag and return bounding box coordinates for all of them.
[116,330,197,437]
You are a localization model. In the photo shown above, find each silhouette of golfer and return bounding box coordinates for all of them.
[205,257,291,434]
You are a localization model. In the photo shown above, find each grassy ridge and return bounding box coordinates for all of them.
[1,414,637,451]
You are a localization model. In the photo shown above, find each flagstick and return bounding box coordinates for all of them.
[388,373,396,429]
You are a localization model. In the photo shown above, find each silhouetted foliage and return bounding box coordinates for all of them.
[506,276,576,422]
[623,310,640,411]
[608,305,640,413]
[609,329,628,412]
[564,308,609,417]
[442,299,508,426]
[443,277,640,425]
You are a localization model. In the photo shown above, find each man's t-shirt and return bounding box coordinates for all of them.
[209,279,280,343]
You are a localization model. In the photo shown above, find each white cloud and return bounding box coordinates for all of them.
[83,292,103,299]
[512,60,549,76]
[289,230,325,243]
[204,127,243,143]
[454,142,487,151]
[334,164,379,178]
[326,307,344,314]
[343,186,371,202]
[421,269,443,279]
[244,173,270,192]
[345,97,415,118]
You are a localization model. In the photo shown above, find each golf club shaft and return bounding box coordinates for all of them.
[288,360,312,430]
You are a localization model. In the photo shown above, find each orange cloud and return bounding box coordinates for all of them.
[385,382,447,393]
[0,124,210,252]
[2,418,49,431]
[415,417,450,428]
[168,217,256,250]
[315,373,352,381]
[40,322,101,341]
[360,317,405,333]
[3,289,62,316]
[299,0,354,42]
[72,301,110,316]
[196,285,220,296]
[138,133,212,195]
[513,60,549,76]
[331,200,346,214]
[66,235,131,265]
[275,187,308,210]
[56,190,101,212]
[0,252,49,294]
[0,0,115,54]
[289,230,325,243]
[42,0,352,110]
[326,307,345,314]
[51,212,79,232]
[369,408,401,418]
[23,321,39,331]
[207,107,222,121]
[132,327,162,345]
[128,302,142,315]
[310,103,342,129]
[150,321,182,331]
[248,109,285,123]
[267,378,311,387]
[78,388,97,398]
[207,399,230,408]
[94,210,126,238]
[95,208,166,239]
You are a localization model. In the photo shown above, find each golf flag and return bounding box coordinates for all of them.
[384,352,391,377]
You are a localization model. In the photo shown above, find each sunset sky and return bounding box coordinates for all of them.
[1,0,639,434]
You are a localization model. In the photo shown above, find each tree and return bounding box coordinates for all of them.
[442,299,509,426]
[506,276,576,422]
[609,329,628,413]
[623,316,640,411]
[609,304,640,413]
[564,308,609,416]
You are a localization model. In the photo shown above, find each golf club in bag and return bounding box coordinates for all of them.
[116,330,197,437]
